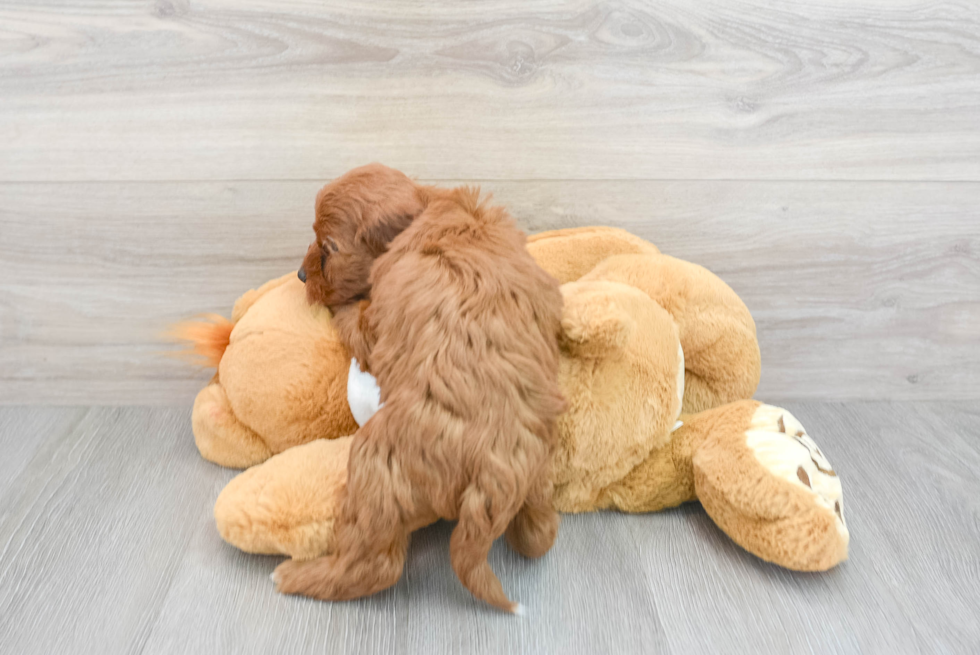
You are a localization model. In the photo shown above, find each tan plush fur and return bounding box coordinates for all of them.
[692,401,848,571]
[193,384,273,468]
[215,437,352,560]
[525,226,660,284]
[552,280,682,511]
[184,226,849,574]
[581,254,761,414]
[274,165,566,612]
[176,274,359,468]
[594,400,749,514]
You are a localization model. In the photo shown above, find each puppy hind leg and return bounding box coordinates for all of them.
[506,470,559,560]
[273,533,407,601]
[274,418,410,601]
[450,485,520,613]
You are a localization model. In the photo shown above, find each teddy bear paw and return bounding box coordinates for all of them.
[745,405,847,538]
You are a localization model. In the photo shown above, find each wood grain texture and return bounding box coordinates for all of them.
[1,180,976,404]
[1,0,979,182]
[139,514,669,655]
[0,407,84,499]
[1,402,978,654]
[0,407,234,655]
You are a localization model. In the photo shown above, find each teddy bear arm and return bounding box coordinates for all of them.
[691,401,849,571]
[682,353,760,415]
[590,399,744,514]
[594,442,697,513]
[679,308,762,413]
[553,281,685,512]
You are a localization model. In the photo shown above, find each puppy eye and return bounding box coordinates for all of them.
[325,236,340,253]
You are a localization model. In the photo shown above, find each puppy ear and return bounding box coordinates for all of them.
[357,212,417,254]
[319,164,427,255]
[357,175,427,254]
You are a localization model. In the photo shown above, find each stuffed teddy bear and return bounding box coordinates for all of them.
[179,273,359,469]
[175,227,848,572]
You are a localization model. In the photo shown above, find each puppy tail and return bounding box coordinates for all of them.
[164,314,234,369]
[450,485,520,614]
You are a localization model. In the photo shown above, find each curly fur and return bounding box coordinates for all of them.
[276,164,566,612]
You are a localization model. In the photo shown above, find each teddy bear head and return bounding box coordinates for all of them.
[189,274,358,468]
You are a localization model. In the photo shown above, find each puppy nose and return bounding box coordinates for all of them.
[297,266,307,283]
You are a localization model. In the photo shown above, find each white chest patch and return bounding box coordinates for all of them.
[347,358,383,427]
[672,342,685,433]
[746,404,848,538]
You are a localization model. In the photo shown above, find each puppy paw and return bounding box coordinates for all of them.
[271,559,302,595]
[270,556,346,600]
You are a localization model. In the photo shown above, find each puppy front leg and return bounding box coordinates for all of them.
[333,300,376,372]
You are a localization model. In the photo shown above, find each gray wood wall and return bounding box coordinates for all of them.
[1,0,978,404]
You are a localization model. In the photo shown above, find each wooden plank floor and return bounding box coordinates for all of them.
[1,402,978,654]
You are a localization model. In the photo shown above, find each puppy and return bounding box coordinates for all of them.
[275,164,565,612]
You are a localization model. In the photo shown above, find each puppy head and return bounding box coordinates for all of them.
[300,163,425,309]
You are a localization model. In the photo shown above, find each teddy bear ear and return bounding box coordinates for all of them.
[559,281,639,358]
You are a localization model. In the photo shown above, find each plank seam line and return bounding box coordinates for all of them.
[2,179,979,185]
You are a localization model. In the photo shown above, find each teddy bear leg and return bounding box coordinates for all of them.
[192,383,273,468]
[691,401,849,571]
[506,472,560,559]
[214,437,351,560]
